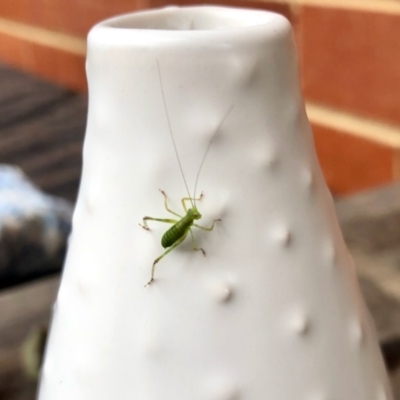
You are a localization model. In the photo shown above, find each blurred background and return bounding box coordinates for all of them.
[0,1,400,399]
[1,1,400,195]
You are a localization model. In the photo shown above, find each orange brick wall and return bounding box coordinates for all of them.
[0,0,400,195]
[299,7,400,126]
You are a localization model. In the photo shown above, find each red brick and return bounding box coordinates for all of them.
[0,0,36,25]
[300,6,400,125]
[394,149,400,181]
[0,33,86,92]
[312,123,394,194]
[30,42,86,91]
[0,32,35,70]
[145,0,293,21]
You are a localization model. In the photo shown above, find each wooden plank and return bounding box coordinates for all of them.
[336,182,400,221]
[336,184,400,304]
[0,64,71,130]
[0,277,59,400]
[0,94,87,201]
[335,183,400,394]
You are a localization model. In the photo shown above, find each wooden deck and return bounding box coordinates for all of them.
[0,64,86,202]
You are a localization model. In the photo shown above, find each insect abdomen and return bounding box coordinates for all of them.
[161,215,193,248]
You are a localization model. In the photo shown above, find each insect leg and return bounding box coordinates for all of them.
[140,217,177,231]
[181,192,203,212]
[193,218,222,231]
[159,189,182,217]
[145,231,188,286]
[189,228,206,256]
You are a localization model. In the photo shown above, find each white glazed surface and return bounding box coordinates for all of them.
[37,6,392,400]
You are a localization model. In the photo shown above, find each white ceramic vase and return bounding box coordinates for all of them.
[37,6,392,400]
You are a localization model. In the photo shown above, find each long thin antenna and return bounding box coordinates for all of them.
[193,105,234,205]
[157,60,193,207]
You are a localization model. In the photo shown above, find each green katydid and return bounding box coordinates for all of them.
[140,61,233,286]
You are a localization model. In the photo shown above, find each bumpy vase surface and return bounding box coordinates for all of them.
[37,6,392,400]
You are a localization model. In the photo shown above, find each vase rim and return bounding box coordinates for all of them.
[91,5,288,37]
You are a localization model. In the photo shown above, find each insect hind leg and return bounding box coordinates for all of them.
[145,231,188,286]
[189,228,206,256]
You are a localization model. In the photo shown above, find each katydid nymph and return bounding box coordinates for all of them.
[140,61,233,286]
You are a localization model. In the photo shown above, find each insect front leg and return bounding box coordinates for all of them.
[159,189,182,217]
[189,228,206,256]
[182,192,203,212]
[140,217,177,231]
[145,230,188,286]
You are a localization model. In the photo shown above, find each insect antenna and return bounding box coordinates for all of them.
[193,105,234,206]
[157,60,194,208]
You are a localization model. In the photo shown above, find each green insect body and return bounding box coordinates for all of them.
[141,190,221,286]
[140,61,231,286]
[161,207,201,248]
